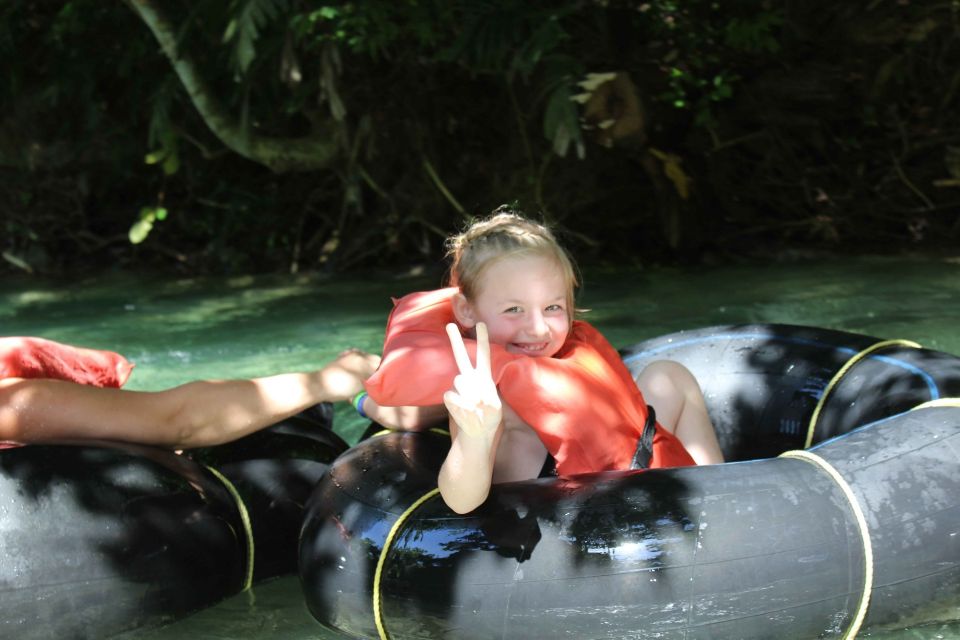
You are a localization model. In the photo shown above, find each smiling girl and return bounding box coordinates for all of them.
[359,209,723,513]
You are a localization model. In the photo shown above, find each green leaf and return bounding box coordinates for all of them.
[226,0,291,76]
[144,150,166,165]
[222,19,238,43]
[129,206,168,244]
[162,151,180,176]
[128,217,154,245]
[543,82,584,159]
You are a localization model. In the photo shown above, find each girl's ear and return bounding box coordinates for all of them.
[451,292,477,328]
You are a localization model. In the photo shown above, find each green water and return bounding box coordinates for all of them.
[3,255,960,639]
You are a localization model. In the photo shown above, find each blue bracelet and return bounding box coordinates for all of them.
[352,391,369,419]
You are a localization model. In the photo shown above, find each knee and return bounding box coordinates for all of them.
[636,360,696,399]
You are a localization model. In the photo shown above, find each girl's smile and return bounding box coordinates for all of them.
[454,254,571,358]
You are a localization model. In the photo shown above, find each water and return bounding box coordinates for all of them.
[3,255,960,638]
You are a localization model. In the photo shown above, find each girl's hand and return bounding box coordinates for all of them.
[442,322,502,440]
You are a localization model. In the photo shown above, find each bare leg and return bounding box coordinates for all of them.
[635,360,724,465]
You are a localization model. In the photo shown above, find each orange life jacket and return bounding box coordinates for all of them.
[364,288,695,475]
[0,337,133,387]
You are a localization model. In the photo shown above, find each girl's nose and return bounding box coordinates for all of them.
[526,311,549,337]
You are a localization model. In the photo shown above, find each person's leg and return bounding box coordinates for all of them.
[635,360,724,464]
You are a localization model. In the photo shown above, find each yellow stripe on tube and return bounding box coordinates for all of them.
[373,487,442,640]
[204,465,255,591]
[780,450,872,639]
[805,339,920,449]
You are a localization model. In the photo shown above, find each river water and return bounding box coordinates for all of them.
[2,255,959,638]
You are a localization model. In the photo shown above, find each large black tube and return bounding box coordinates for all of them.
[0,406,348,639]
[620,324,960,459]
[187,410,349,580]
[300,324,960,639]
[0,441,246,640]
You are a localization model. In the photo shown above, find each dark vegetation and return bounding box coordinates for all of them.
[2,1,958,277]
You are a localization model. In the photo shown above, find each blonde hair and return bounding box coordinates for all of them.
[445,207,579,320]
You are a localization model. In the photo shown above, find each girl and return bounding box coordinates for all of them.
[359,209,723,514]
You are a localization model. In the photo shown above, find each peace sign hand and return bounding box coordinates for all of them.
[443,322,503,441]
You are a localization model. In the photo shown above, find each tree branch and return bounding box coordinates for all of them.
[126,0,339,173]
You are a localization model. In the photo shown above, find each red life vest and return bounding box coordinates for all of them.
[0,337,133,387]
[364,288,695,475]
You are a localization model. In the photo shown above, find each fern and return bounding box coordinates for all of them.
[222,0,290,77]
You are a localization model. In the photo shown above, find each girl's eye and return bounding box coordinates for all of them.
[546,304,563,313]
[503,306,521,314]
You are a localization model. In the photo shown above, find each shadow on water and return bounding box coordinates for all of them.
[0,270,437,393]
[0,273,398,341]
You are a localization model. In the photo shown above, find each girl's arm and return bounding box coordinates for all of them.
[438,410,503,514]
[436,323,503,514]
[436,400,545,513]
[357,395,448,431]
[0,349,379,449]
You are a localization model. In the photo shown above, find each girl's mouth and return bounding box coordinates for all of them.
[510,341,550,355]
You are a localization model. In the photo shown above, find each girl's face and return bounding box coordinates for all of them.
[455,253,571,357]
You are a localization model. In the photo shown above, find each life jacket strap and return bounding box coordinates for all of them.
[630,404,657,470]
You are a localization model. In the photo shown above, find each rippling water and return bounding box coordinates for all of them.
[3,255,959,638]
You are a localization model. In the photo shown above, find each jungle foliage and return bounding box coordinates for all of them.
[2,0,959,276]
